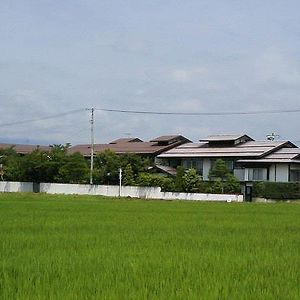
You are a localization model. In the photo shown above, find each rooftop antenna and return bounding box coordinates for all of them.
[266,133,280,141]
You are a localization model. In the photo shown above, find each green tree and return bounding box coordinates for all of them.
[123,164,135,186]
[55,152,89,183]
[94,150,121,184]
[182,168,201,193]
[209,159,231,181]
[175,165,185,192]
[0,147,24,181]
[21,150,55,182]
[224,174,241,194]
[120,153,150,177]
[209,159,240,194]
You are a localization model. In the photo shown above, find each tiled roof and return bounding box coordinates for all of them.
[238,148,300,163]
[150,135,191,143]
[0,143,51,154]
[109,138,143,144]
[158,141,296,159]
[69,135,191,157]
[200,134,253,142]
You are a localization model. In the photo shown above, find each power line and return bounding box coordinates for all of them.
[1,106,300,129]
[0,109,85,127]
[94,107,300,116]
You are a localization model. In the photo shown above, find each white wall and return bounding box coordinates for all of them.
[0,181,33,193]
[0,181,243,202]
[40,183,243,202]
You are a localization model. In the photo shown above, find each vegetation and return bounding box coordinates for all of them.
[1,193,300,299]
[253,182,300,199]
[0,149,241,193]
[208,159,240,194]
[182,168,201,192]
[93,150,150,185]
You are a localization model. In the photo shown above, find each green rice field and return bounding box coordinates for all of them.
[1,193,300,299]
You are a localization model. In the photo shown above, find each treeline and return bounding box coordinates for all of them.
[0,146,241,194]
[0,146,151,184]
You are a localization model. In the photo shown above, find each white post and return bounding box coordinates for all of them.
[119,168,122,197]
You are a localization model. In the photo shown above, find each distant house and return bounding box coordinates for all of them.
[0,143,51,155]
[157,134,300,182]
[69,135,191,159]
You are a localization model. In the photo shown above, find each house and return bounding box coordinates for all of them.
[157,134,300,182]
[69,135,191,159]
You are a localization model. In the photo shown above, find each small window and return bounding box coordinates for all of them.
[182,159,203,175]
[249,168,268,181]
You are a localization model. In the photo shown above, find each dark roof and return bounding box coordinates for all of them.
[0,143,51,154]
[150,135,191,143]
[109,137,143,144]
[149,165,177,176]
[158,140,297,159]
[70,135,191,157]
[200,134,253,142]
[238,148,300,163]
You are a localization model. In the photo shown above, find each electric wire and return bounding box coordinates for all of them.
[0,108,85,127]
[94,107,300,116]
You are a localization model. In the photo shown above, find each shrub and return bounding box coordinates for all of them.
[182,169,201,193]
[136,173,175,191]
[253,182,300,199]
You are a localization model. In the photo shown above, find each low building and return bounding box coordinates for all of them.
[69,135,191,159]
[157,134,300,182]
[0,143,51,155]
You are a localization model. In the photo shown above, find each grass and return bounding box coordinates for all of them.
[0,193,300,299]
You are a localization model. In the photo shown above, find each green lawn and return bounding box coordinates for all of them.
[1,193,300,299]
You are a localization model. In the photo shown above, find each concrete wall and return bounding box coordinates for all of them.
[0,181,243,202]
[40,182,243,202]
[0,181,33,193]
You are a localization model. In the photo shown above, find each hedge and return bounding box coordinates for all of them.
[253,182,300,199]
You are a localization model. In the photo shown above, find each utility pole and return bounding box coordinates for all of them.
[87,108,95,185]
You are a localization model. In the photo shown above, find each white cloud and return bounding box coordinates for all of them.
[254,48,300,88]
[169,67,207,83]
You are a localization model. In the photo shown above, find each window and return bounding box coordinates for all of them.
[248,168,268,181]
[290,170,300,182]
[182,159,203,175]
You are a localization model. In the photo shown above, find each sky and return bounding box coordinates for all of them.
[1,0,300,146]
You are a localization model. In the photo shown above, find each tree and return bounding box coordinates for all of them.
[21,150,55,182]
[175,165,185,192]
[122,164,135,186]
[55,152,89,183]
[93,150,121,184]
[224,174,241,193]
[120,153,150,176]
[182,168,201,193]
[0,147,24,181]
[209,159,230,181]
[209,159,240,194]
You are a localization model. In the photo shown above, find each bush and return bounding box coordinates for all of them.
[136,173,175,192]
[182,169,201,193]
[253,182,300,199]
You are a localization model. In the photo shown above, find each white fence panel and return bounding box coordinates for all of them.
[0,181,33,193]
[0,182,243,202]
[40,183,243,202]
